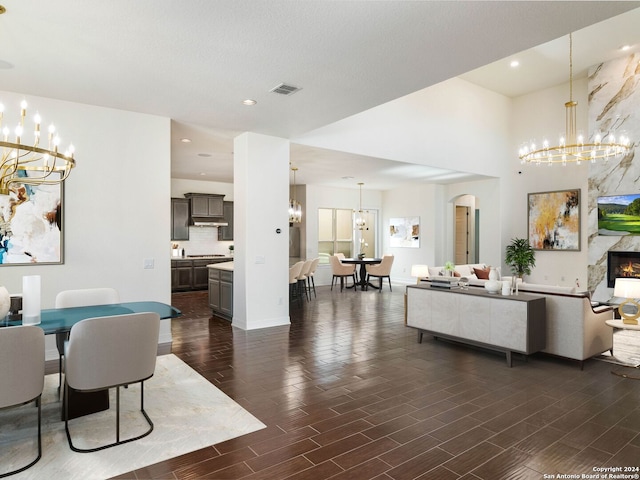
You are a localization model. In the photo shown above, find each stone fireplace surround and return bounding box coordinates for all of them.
[587,53,640,302]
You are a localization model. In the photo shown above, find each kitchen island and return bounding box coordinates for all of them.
[208,261,233,321]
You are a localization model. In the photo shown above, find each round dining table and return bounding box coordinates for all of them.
[340,257,382,290]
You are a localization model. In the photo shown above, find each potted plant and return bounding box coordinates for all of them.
[444,261,455,277]
[505,238,535,278]
[228,245,234,257]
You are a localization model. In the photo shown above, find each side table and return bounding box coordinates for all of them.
[605,319,640,380]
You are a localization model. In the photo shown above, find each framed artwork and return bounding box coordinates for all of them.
[597,193,640,235]
[0,173,64,265]
[528,189,580,251]
[389,217,419,248]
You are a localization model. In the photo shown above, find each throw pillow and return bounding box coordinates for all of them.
[453,271,461,277]
[473,267,491,279]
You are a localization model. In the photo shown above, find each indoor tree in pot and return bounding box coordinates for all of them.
[505,237,536,279]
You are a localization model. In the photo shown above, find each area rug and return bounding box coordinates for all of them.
[595,328,640,367]
[0,354,266,479]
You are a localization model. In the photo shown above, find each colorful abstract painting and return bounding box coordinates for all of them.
[528,189,580,251]
[0,173,64,265]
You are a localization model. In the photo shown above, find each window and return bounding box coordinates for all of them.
[318,208,353,264]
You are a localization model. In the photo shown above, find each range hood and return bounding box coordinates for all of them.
[191,217,228,227]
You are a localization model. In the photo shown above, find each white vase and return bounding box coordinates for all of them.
[0,286,10,319]
[489,267,498,281]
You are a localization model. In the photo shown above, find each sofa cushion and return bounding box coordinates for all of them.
[454,265,472,277]
[473,267,491,279]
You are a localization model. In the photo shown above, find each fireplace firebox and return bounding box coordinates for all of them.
[607,251,640,287]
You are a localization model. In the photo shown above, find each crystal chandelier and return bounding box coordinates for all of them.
[288,165,302,224]
[355,182,367,230]
[518,33,631,166]
[0,99,76,195]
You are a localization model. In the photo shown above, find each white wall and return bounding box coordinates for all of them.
[294,77,512,178]
[0,91,172,359]
[504,78,590,287]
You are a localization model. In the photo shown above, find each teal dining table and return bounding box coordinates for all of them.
[2,301,181,419]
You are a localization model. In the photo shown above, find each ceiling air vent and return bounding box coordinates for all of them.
[270,83,302,96]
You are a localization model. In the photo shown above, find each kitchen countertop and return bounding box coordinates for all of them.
[207,261,234,271]
[171,256,232,261]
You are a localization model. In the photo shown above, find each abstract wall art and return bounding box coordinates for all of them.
[528,189,580,251]
[389,217,419,248]
[0,173,64,265]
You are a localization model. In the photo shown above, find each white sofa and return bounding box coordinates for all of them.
[515,283,614,367]
[426,263,494,287]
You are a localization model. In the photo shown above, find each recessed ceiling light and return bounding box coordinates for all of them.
[620,45,631,51]
[342,176,354,180]
[510,60,519,68]
[200,172,207,176]
[180,138,191,143]
[242,99,257,106]
[197,153,212,157]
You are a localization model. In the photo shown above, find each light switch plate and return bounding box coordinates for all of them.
[144,258,155,269]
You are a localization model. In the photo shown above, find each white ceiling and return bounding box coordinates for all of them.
[1,1,639,190]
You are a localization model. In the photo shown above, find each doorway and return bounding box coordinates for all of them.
[454,195,478,265]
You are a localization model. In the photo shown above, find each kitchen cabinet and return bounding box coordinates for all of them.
[185,193,224,218]
[192,260,211,290]
[208,266,233,320]
[171,257,230,292]
[218,201,234,241]
[171,198,190,241]
[171,260,193,291]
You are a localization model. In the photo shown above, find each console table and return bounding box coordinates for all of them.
[406,284,546,367]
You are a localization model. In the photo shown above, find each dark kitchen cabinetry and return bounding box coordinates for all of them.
[218,201,234,241]
[192,260,211,290]
[185,193,224,218]
[171,260,193,291]
[172,258,231,292]
[171,198,190,241]
[209,267,233,320]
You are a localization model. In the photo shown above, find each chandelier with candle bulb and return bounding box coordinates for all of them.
[518,33,631,166]
[0,99,76,195]
[355,182,367,230]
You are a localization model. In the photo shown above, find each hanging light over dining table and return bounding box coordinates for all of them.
[0,99,76,195]
[289,165,302,224]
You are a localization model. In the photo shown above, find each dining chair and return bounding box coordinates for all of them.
[54,288,120,389]
[366,254,395,292]
[289,261,304,304]
[329,255,357,292]
[0,326,45,478]
[64,311,160,452]
[307,258,320,298]
[297,259,314,301]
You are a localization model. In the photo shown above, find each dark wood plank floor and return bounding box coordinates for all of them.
[116,286,640,479]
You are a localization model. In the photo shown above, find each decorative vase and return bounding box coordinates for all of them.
[0,286,10,320]
[489,267,498,281]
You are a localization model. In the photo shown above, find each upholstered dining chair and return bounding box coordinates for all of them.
[64,311,160,452]
[0,325,45,478]
[366,254,395,292]
[289,261,304,304]
[329,254,357,292]
[307,258,320,298]
[54,288,120,389]
[297,259,314,301]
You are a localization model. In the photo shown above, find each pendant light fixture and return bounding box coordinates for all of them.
[518,33,631,166]
[289,165,302,224]
[355,182,367,230]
